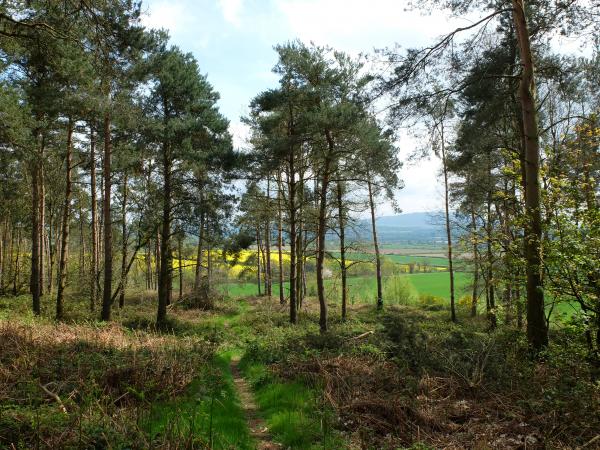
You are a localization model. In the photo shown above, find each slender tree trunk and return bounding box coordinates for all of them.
[336,179,348,321]
[30,132,41,315]
[13,227,22,295]
[47,214,55,294]
[78,199,85,281]
[39,155,45,296]
[256,228,262,296]
[194,212,205,291]
[155,231,160,292]
[486,185,497,329]
[440,130,456,322]
[178,232,183,300]
[90,125,98,311]
[512,0,548,350]
[206,220,212,292]
[119,173,128,308]
[470,207,479,317]
[56,119,74,321]
[288,154,298,324]
[295,155,304,310]
[157,139,172,327]
[101,111,113,321]
[316,137,333,332]
[367,179,383,310]
[0,219,5,291]
[277,172,285,305]
[145,244,152,290]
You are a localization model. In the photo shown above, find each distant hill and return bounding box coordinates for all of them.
[373,212,443,228]
[334,212,449,245]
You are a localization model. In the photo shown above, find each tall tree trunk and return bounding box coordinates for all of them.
[256,228,262,296]
[0,219,5,291]
[336,179,348,321]
[316,136,333,333]
[47,214,55,294]
[30,132,42,315]
[101,111,113,321]
[486,184,497,329]
[367,179,383,311]
[206,219,212,292]
[178,231,183,300]
[277,172,285,305]
[13,226,22,295]
[119,172,128,308]
[157,140,172,327]
[440,128,456,322]
[90,125,98,311]
[155,230,160,292]
[194,212,205,291]
[512,0,548,350]
[470,207,479,317]
[56,119,74,321]
[78,199,85,281]
[39,154,45,296]
[288,153,298,324]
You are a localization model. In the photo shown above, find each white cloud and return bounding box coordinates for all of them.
[218,0,244,27]
[141,1,189,31]
[229,120,251,150]
[273,0,463,52]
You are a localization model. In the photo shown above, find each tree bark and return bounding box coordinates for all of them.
[13,226,22,295]
[440,126,456,322]
[277,172,285,305]
[157,138,172,327]
[336,179,348,321]
[512,0,548,350]
[265,180,272,297]
[486,181,497,329]
[194,211,205,291]
[256,228,262,296]
[101,111,113,321]
[39,154,45,296]
[178,231,183,300]
[89,125,98,311]
[56,119,74,321]
[30,133,41,315]
[288,151,298,324]
[470,207,479,317]
[118,172,128,309]
[367,179,383,311]
[317,133,334,332]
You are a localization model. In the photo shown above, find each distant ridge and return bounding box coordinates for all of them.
[374,212,443,228]
[334,212,448,245]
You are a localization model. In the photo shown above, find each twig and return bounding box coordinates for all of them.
[39,383,68,414]
[349,330,374,340]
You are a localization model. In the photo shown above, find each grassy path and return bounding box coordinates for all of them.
[230,355,280,450]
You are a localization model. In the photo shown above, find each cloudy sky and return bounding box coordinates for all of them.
[141,0,488,214]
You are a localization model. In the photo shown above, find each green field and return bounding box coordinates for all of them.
[218,271,471,304]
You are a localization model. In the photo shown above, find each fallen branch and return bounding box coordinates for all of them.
[39,383,68,414]
[350,330,374,340]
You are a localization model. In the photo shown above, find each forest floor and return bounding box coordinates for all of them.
[1,291,599,449]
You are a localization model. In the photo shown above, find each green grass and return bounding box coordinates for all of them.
[219,271,472,303]
[145,352,254,449]
[239,359,343,449]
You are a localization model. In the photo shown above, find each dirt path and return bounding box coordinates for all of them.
[230,356,280,450]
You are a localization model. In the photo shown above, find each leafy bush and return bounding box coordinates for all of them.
[383,275,418,305]
[417,294,445,310]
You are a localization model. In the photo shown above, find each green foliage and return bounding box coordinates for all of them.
[383,274,418,305]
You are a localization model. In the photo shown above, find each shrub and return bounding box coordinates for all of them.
[383,275,418,305]
[417,294,445,311]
